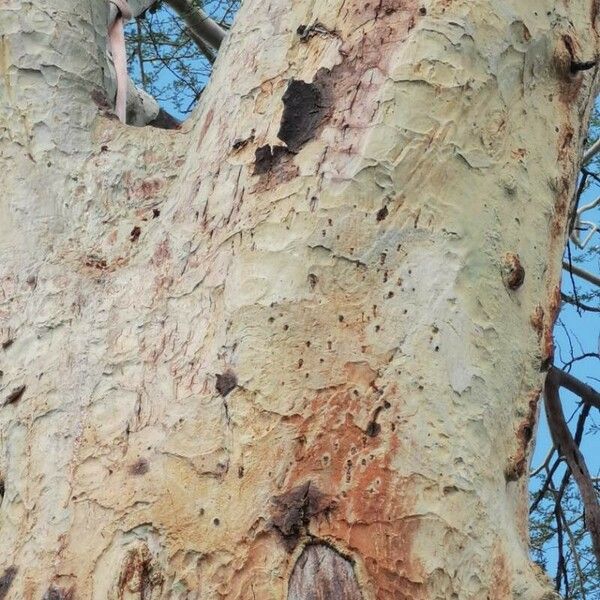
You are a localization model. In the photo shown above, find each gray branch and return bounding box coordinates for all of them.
[545,367,600,567]
[165,0,226,50]
[563,261,600,288]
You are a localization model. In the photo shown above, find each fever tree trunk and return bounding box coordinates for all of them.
[0,1,598,598]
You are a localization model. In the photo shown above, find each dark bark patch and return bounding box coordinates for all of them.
[85,256,108,271]
[216,371,237,397]
[278,80,331,153]
[288,544,363,600]
[4,385,26,407]
[253,144,294,175]
[130,226,142,242]
[148,108,181,130]
[297,22,339,43]
[232,131,255,151]
[376,206,388,221]
[42,586,74,600]
[505,389,540,481]
[1,339,13,350]
[90,89,111,111]
[270,482,334,551]
[0,567,16,600]
[365,421,381,437]
[501,252,525,290]
[129,458,149,476]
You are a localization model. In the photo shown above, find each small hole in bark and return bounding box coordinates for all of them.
[366,421,381,437]
[419,6,427,15]
[376,206,388,221]
[213,518,220,526]
[152,208,160,218]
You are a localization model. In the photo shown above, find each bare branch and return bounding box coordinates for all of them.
[530,445,556,477]
[562,261,600,288]
[583,137,600,165]
[561,293,600,313]
[545,368,600,566]
[549,366,600,411]
[165,0,226,50]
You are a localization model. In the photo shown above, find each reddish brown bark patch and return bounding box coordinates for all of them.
[271,482,335,551]
[489,549,511,600]
[530,305,544,339]
[541,285,562,366]
[282,386,424,599]
[0,567,16,600]
[501,253,525,290]
[505,388,541,481]
[278,79,332,152]
[288,544,363,600]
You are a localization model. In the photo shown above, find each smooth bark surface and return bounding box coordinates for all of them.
[1,0,599,598]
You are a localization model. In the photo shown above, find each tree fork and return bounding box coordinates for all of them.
[0,1,600,598]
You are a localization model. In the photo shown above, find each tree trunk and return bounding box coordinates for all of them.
[0,1,598,598]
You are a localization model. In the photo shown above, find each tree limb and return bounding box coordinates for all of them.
[548,366,600,411]
[562,261,600,288]
[545,367,600,566]
[165,0,226,50]
[561,293,600,313]
[583,137,600,165]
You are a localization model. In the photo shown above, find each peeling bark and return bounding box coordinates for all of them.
[0,0,599,598]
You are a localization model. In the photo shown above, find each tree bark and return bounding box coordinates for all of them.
[0,1,599,598]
